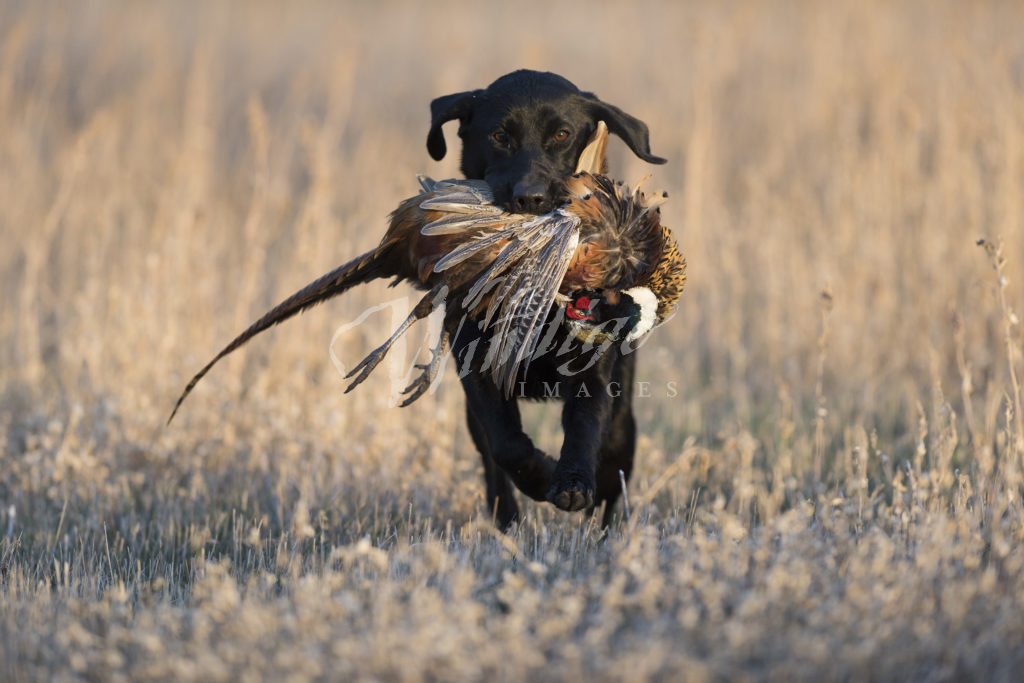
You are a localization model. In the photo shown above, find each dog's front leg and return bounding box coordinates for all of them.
[460,371,557,501]
[547,373,615,512]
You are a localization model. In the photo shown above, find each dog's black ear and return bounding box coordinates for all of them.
[580,94,667,165]
[427,90,481,161]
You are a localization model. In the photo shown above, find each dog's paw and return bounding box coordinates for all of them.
[546,471,595,512]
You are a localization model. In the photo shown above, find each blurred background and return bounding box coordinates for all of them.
[2,0,1023,508]
[3,0,1022,467]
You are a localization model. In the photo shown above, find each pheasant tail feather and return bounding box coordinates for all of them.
[167,243,393,424]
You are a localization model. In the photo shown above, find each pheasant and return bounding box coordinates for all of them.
[421,169,685,396]
[167,122,686,422]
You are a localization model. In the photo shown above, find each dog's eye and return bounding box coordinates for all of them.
[492,131,510,146]
[552,129,570,143]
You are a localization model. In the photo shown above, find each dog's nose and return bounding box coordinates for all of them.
[512,182,551,214]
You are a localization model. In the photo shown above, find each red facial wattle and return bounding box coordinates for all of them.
[566,295,595,321]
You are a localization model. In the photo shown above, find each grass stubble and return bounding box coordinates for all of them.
[2,0,1024,680]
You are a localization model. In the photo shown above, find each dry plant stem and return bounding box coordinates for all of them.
[978,238,1024,454]
[813,285,834,484]
[618,469,631,520]
[952,307,982,453]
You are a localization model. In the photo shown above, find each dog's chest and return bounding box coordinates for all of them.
[450,308,620,400]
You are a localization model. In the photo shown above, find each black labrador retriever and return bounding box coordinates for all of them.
[427,69,666,528]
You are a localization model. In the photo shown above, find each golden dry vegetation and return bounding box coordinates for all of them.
[3,0,1024,679]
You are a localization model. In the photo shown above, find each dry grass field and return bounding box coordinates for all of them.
[2,0,1024,679]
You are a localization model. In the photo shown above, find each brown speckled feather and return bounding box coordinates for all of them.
[647,223,686,321]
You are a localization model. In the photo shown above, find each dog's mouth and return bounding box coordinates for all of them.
[490,181,568,215]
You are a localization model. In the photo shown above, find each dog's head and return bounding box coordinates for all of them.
[427,70,665,214]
